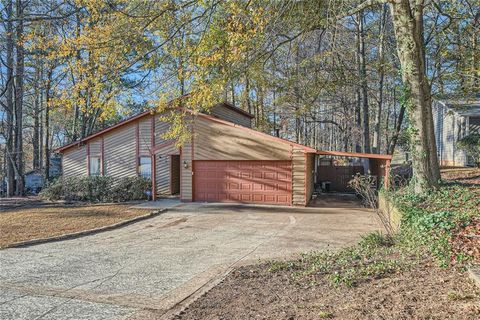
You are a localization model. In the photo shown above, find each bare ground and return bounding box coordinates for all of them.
[0,200,150,247]
[176,258,480,320]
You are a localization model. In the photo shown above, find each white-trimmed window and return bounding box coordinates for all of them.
[89,156,101,176]
[138,156,152,179]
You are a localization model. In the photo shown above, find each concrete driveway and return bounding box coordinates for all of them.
[0,202,377,320]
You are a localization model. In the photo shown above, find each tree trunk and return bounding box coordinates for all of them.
[5,0,15,197]
[44,69,53,182]
[244,75,251,114]
[389,0,440,193]
[355,18,362,153]
[387,104,406,155]
[358,10,371,153]
[14,0,25,196]
[473,12,479,90]
[373,4,387,154]
[33,63,41,169]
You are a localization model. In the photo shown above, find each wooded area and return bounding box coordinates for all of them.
[1,0,479,196]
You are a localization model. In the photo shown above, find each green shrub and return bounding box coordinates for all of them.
[40,178,64,201]
[458,133,480,167]
[111,177,151,202]
[40,176,150,202]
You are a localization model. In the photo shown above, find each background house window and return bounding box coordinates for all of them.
[89,157,101,176]
[139,156,152,179]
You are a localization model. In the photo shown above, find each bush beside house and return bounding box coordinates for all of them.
[41,176,151,202]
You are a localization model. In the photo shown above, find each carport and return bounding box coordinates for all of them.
[314,150,392,192]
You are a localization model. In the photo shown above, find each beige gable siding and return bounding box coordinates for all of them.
[210,104,251,127]
[181,140,193,201]
[154,114,172,144]
[139,116,152,155]
[63,145,87,178]
[292,147,306,206]
[193,117,291,160]
[104,123,137,179]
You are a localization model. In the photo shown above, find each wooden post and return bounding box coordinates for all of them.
[384,159,391,190]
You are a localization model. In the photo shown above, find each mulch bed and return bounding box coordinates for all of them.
[176,259,480,319]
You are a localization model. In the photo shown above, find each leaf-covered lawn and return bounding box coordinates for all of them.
[0,203,151,248]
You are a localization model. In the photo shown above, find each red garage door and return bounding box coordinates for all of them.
[193,160,292,205]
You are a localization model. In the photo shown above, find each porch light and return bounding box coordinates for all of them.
[183,160,188,169]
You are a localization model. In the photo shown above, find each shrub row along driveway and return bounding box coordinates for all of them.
[0,202,377,320]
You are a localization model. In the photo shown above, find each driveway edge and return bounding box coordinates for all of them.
[3,209,167,249]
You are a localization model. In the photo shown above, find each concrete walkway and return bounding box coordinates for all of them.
[130,199,181,210]
[0,203,377,320]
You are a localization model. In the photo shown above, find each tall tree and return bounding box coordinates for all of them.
[4,0,15,196]
[14,0,25,195]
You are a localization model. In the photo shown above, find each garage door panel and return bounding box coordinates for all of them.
[193,160,292,205]
[252,194,263,202]
[240,183,251,190]
[264,195,275,202]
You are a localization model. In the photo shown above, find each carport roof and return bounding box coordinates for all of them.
[315,150,392,160]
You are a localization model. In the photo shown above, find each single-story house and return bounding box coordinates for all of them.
[57,102,392,206]
[433,97,480,167]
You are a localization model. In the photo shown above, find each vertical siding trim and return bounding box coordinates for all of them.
[191,126,195,200]
[290,145,293,206]
[152,154,156,200]
[151,114,155,147]
[86,143,90,176]
[151,114,156,200]
[135,121,139,175]
[304,153,307,206]
[179,146,183,200]
[169,156,172,195]
[101,137,104,176]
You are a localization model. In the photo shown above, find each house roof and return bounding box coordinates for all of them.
[56,101,390,159]
[437,96,480,116]
[196,112,317,153]
[55,101,253,153]
[315,150,392,160]
[55,110,153,152]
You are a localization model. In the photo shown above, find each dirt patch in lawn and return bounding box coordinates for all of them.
[0,203,151,248]
[177,260,480,320]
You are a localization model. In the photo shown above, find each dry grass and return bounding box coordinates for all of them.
[0,203,151,248]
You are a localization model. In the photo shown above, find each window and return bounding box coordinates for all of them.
[139,156,152,179]
[89,157,101,176]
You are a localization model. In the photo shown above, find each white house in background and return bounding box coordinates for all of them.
[433,96,480,167]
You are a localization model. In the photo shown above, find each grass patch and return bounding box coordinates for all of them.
[268,232,413,288]
[318,310,334,318]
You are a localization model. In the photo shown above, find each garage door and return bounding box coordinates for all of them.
[193,160,292,205]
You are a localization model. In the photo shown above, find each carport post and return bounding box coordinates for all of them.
[384,159,391,190]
